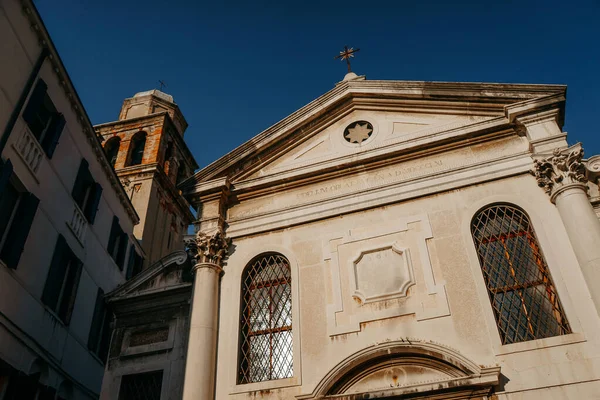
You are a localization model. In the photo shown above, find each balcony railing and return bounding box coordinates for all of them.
[68,205,87,244]
[14,126,43,175]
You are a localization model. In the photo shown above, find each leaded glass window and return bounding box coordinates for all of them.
[471,204,571,345]
[238,253,293,384]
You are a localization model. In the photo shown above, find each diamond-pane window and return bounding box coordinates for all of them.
[238,253,293,384]
[118,370,163,400]
[471,204,571,345]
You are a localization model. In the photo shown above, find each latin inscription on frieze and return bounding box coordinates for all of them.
[229,137,525,220]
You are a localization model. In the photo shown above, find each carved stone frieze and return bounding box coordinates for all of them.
[532,144,587,197]
[185,229,231,268]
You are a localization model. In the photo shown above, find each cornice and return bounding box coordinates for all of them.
[20,0,139,224]
[110,284,192,316]
[230,121,514,197]
[181,80,566,190]
[94,112,168,132]
[107,250,189,300]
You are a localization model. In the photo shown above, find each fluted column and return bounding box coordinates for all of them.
[182,180,230,400]
[533,143,600,314]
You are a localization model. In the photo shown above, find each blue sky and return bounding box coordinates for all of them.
[35,0,600,169]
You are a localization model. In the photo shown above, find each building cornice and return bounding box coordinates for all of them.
[181,80,566,190]
[20,0,139,224]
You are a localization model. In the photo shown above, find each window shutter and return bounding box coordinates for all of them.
[61,258,82,325]
[0,159,14,197]
[21,79,47,125]
[98,312,112,363]
[41,113,66,158]
[72,159,90,206]
[86,182,103,224]
[126,244,136,279]
[42,235,68,308]
[88,288,105,352]
[107,216,119,256]
[0,192,39,269]
[116,233,128,270]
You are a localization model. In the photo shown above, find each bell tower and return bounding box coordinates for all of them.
[95,90,198,267]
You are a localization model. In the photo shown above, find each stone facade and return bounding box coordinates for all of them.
[99,251,193,400]
[95,91,198,267]
[175,77,600,399]
[0,0,141,399]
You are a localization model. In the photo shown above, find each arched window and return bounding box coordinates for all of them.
[127,132,146,166]
[238,253,292,384]
[104,137,120,168]
[471,204,570,345]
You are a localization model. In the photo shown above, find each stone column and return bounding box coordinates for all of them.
[182,182,230,400]
[533,143,600,314]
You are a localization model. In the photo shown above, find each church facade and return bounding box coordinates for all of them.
[102,73,600,399]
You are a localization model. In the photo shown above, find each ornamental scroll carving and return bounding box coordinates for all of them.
[185,229,231,267]
[532,144,587,196]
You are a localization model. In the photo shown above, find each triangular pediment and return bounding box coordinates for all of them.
[181,79,566,193]
[240,110,496,181]
[107,251,192,301]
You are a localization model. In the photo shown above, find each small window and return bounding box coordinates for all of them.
[104,137,121,168]
[118,370,163,400]
[72,159,103,224]
[108,217,128,270]
[126,244,144,280]
[238,253,293,384]
[42,235,82,325]
[471,204,571,345]
[127,132,147,166]
[88,288,112,363]
[22,79,66,158]
[176,164,186,185]
[0,172,39,269]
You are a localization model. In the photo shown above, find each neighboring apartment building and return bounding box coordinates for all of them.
[0,0,143,398]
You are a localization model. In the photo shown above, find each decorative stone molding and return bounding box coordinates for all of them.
[532,143,588,201]
[585,154,600,182]
[297,338,500,400]
[351,243,415,304]
[185,229,230,270]
[21,2,139,224]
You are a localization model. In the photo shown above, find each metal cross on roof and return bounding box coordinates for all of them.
[158,80,167,91]
[334,45,360,73]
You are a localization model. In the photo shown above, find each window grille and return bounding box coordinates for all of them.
[118,370,163,400]
[471,204,570,344]
[238,253,293,384]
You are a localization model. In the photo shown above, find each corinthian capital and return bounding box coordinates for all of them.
[185,229,231,267]
[532,143,588,198]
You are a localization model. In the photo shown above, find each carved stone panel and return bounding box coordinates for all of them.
[346,365,449,394]
[322,214,450,336]
[352,244,414,304]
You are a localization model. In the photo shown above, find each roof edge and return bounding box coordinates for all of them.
[21,0,140,224]
[181,79,566,189]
